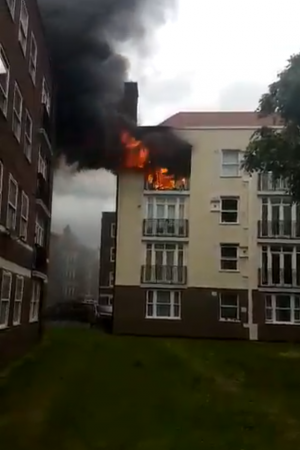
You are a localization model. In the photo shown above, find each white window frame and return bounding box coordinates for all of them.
[29,281,41,322]
[146,290,181,320]
[0,161,3,220]
[35,218,45,246]
[111,223,116,238]
[6,174,18,231]
[13,275,24,326]
[145,196,185,219]
[261,245,299,286]
[0,45,10,117]
[265,294,300,325]
[5,0,16,19]
[221,149,241,178]
[18,0,29,55]
[29,33,37,84]
[0,271,12,329]
[145,243,185,266]
[219,293,240,322]
[12,82,23,142]
[19,191,29,241]
[42,78,51,115]
[38,149,47,179]
[220,244,239,272]
[110,247,115,263]
[109,272,114,287]
[100,295,113,306]
[24,109,32,161]
[220,197,239,224]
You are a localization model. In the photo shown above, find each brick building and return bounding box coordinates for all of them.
[0,0,54,368]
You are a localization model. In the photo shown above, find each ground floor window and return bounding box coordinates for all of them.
[100,295,113,306]
[146,290,181,319]
[219,293,240,321]
[30,281,41,322]
[265,294,300,324]
[0,271,12,328]
[13,275,24,325]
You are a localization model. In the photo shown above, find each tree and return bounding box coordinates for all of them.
[242,53,300,201]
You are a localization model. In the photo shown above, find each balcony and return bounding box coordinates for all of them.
[32,244,48,274]
[39,104,52,150]
[258,173,289,193]
[141,265,187,285]
[143,219,189,238]
[258,220,300,240]
[144,177,190,192]
[258,268,300,288]
[36,173,51,213]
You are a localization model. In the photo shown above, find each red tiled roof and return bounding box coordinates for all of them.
[160,111,281,128]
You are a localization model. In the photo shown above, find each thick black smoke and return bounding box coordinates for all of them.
[39,0,191,174]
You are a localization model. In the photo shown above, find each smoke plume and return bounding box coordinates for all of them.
[38,0,180,170]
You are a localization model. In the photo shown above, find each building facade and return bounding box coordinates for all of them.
[48,226,99,306]
[113,111,300,342]
[99,212,116,308]
[0,0,54,367]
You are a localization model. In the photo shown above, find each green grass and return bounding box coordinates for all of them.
[1,328,300,449]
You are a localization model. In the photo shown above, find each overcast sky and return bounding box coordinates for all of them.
[52,0,300,247]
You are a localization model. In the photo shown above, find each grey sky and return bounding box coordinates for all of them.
[51,0,300,247]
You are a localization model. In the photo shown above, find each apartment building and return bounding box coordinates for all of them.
[0,0,54,367]
[113,111,300,342]
[99,212,116,307]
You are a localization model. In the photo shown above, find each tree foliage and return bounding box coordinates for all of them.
[242,53,300,200]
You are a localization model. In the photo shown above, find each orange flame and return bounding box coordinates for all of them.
[120,129,187,190]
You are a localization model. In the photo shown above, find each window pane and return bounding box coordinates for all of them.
[221,259,237,270]
[222,165,239,177]
[265,308,273,322]
[156,304,171,317]
[265,295,272,308]
[147,303,153,317]
[157,291,171,304]
[221,294,238,307]
[221,307,238,320]
[276,308,291,322]
[223,150,239,164]
[173,304,180,317]
[294,310,300,322]
[221,246,237,258]
[222,199,238,211]
[221,212,238,223]
[276,295,291,309]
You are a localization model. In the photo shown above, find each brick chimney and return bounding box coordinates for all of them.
[119,82,139,124]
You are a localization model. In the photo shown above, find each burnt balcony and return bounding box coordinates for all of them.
[33,243,48,274]
[143,219,189,238]
[141,265,187,285]
[36,173,51,211]
[258,220,300,240]
[258,268,300,288]
[144,177,190,192]
[39,104,52,149]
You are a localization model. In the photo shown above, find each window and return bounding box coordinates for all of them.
[100,295,113,306]
[260,245,300,287]
[30,281,41,322]
[221,197,239,223]
[13,276,24,325]
[110,247,115,263]
[38,150,47,179]
[221,150,240,177]
[42,78,51,115]
[111,223,116,238]
[146,196,185,219]
[29,33,37,83]
[6,174,18,231]
[0,161,3,219]
[18,0,29,55]
[65,286,75,298]
[0,46,10,117]
[66,269,75,279]
[144,243,185,283]
[220,244,238,271]
[24,110,32,161]
[109,272,114,287]
[35,218,44,246]
[146,290,181,319]
[0,271,12,328]
[5,0,16,19]
[19,192,29,240]
[265,294,300,324]
[220,293,239,321]
[12,83,23,142]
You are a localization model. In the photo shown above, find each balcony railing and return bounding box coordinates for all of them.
[141,265,187,285]
[257,220,300,239]
[258,268,300,287]
[258,173,289,192]
[33,244,48,273]
[144,178,190,191]
[143,219,189,238]
[36,173,51,210]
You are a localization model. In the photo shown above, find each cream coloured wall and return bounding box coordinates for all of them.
[178,128,260,289]
[115,172,144,286]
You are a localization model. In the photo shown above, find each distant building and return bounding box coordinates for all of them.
[99,212,116,307]
[48,226,99,305]
[0,0,54,368]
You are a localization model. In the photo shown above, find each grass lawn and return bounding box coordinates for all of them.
[1,328,300,449]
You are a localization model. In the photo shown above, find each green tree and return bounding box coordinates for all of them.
[242,53,300,200]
